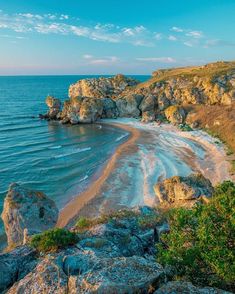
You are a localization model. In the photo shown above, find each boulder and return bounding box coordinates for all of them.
[164,105,186,125]
[7,259,68,294]
[0,246,37,293]
[116,94,144,117]
[101,98,119,118]
[79,97,103,123]
[139,94,156,113]
[45,96,61,119]
[69,74,139,99]
[142,111,156,123]
[154,173,214,207]
[154,281,231,294]
[68,256,165,293]
[1,183,58,246]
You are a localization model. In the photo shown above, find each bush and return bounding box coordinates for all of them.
[157,181,235,290]
[76,217,92,229]
[30,228,78,253]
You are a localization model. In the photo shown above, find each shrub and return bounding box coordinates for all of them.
[30,228,78,253]
[76,217,92,230]
[157,181,235,290]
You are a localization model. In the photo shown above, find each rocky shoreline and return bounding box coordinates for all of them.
[0,61,235,293]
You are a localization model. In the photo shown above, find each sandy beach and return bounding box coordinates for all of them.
[57,118,233,228]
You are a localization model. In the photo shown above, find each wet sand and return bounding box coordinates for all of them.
[56,123,140,227]
[57,119,233,228]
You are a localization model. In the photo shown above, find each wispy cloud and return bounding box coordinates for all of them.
[168,35,177,41]
[204,39,235,48]
[0,11,155,47]
[83,55,119,65]
[136,57,176,63]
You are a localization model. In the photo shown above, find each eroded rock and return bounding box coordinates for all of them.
[1,183,58,246]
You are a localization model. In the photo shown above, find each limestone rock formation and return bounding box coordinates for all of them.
[69,74,139,99]
[0,246,37,293]
[101,97,119,118]
[115,94,144,117]
[154,173,214,207]
[154,281,232,294]
[1,183,58,246]
[164,105,186,125]
[45,96,61,119]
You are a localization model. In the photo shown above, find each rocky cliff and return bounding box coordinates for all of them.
[43,61,235,126]
[1,174,231,293]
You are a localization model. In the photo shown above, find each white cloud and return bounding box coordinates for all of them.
[154,33,162,40]
[136,57,176,63]
[88,56,119,65]
[83,54,93,59]
[171,26,184,32]
[168,35,177,41]
[183,41,194,47]
[186,30,203,39]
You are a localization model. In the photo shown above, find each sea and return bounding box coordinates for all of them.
[0,75,150,238]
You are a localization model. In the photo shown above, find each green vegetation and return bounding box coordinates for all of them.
[30,228,78,253]
[178,124,193,132]
[157,181,235,291]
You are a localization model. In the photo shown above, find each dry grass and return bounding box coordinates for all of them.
[185,102,235,154]
[135,61,235,90]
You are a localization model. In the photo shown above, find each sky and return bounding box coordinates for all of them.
[0,0,235,75]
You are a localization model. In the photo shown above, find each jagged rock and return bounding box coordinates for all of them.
[45,96,61,119]
[79,97,103,123]
[154,281,232,294]
[116,94,144,117]
[157,93,170,110]
[0,246,37,293]
[1,183,58,246]
[142,111,156,123]
[154,173,214,207]
[101,97,119,118]
[164,105,186,125]
[69,74,139,99]
[7,259,68,294]
[139,94,156,113]
[68,256,165,294]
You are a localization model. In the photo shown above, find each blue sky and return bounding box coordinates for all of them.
[0,0,234,75]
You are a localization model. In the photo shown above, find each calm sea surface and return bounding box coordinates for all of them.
[0,75,149,236]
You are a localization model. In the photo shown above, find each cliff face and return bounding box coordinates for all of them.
[44,61,235,126]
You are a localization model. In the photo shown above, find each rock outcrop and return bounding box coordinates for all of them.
[43,62,235,125]
[1,183,58,246]
[69,74,139,99]
[154,173,214,207]
[45,96,61,119]
[164,105,186,125]
[154,281,231,294]
[0,246,37,293]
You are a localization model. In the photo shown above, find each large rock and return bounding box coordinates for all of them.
[154,281,232,294]
[154,173,214,207]
[0,246,37,293]
[1,183,58,246]
[68,256,165,294]
[7,259,68,294]
[69,74,139,99]
[116,94,144,117]
[164,105,186,125]
[45,96,61,119]
[101,98,119,118]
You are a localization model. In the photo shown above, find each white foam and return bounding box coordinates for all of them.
[48,145,62,150]
[54,147,91,159]
[115,133,129,142]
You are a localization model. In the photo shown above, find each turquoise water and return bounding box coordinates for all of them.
[0,75,149,235]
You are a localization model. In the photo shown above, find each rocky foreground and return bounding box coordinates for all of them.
[0,174,232,293]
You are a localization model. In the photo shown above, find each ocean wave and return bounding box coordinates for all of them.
[48,145,62,150]
[115,133,128,142]
[54,147,91,159]
[79,175,89,182]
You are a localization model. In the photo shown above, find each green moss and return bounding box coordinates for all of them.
[179,124,193,132]
[30,228,78,253]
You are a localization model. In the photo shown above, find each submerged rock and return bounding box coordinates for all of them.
[1,183,58,246]
[154,173,214,207]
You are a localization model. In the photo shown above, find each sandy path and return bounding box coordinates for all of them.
[56,123,140,227]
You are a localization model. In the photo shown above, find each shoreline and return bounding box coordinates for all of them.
[57,118,233,228]
[56,122,141,227]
